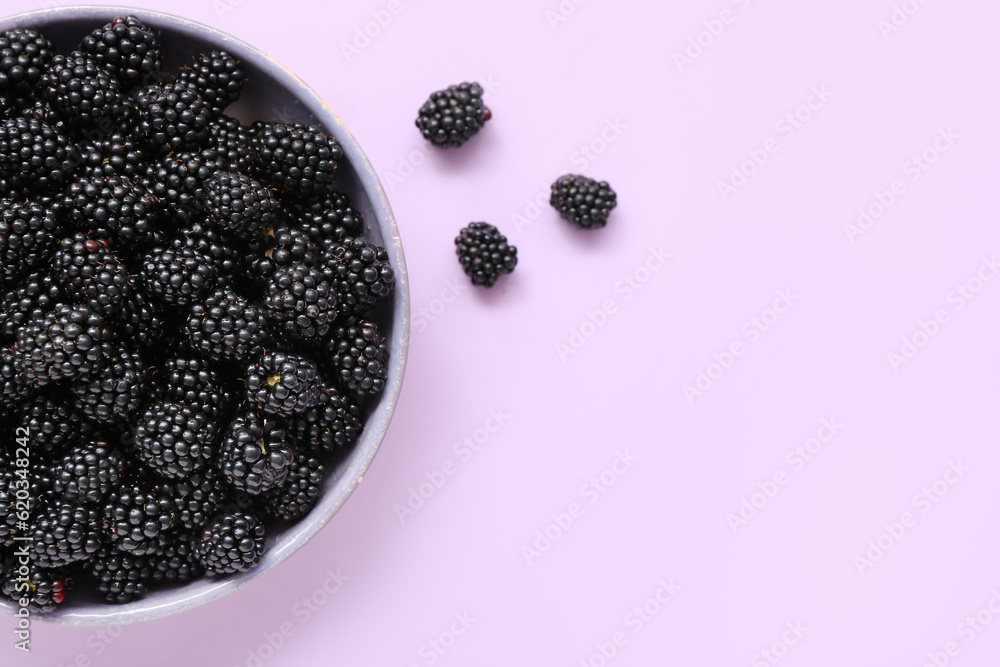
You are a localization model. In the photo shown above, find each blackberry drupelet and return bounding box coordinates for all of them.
[218,408,294,495]
[177,51,245,114]
[1,452,54,546]
[13,303,108,387]
[143,150,214,215]
[250,225,320,287]
[154,356,234,423]
[21,392,92,456]
[245,351,322,417]
[151,532,203,584]
[184,288,270,362]
[0,117,76,193]
[171,221,242,285]
[1,558,66,613]
[53,438,124,505]
[131,401,219,478]
[206,115,258,173]
[203,171,278,240]
[252,121,342,195]
[262,455,324,522]
[70,346,150,423]
[39,51,123,127]
[102,477,176,555]
[288,385,361,454]
[322,236,394,315]
[0,199,60,286]
[197,512,266,575]
[0,272,62,342]
[28,499,101,568]
[0,28,53,96]
[293,190,363,243]
[0,346,28,405]
[86,542,154,604]
[173,470,228,531]
[61,175,160,246]
[326,319,388,395]
[549,174,617,229]
[262,264,336,342]
[81,15,162,86]
[51,234,130,315]
[78,131,147,180]
[140,244,218,305]
[415,82,491,148]
[454,222,517,288]
[113,287,170,352]
[135,81,214,154]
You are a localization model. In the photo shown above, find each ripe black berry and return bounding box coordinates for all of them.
[245,351,321,417]
[455,222,517,288]
[415,82,491,148]
[197,512,266,575]
[218,408,294,495]
[81,15,162,87]
[549,174,617,229]
[322,236,394,315]
[252,121,342,195]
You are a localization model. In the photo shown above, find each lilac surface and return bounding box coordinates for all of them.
[5,0,1000,665]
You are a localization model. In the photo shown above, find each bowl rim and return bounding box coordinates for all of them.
[0,5,410,625]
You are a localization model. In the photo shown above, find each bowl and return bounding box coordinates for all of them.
[0,6,409,625]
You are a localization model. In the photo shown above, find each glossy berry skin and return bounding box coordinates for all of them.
[131,401,219,479]
[197,512,266,575]
[549,174,618,229]
[262,265,336,342]
[102,478,177,555]
[0,117,77,193]
[52,439,124,505]
[135,82,214,154]
[86,542,154,604]
[322,236,394,315]
[13,303,108,388]
[51,234,130,315]
[70,346,150,424]
[177,50,245,114]
[81,15,162,86]
[288,386,362,454]
[140,244,218,305]
[252,121,343,195]
[38,51,123,127]
[218,408,294,495]
[0,199,60,286]
[61,175,159,246]
[28,499,102,568]
[1,558,66,613]
[326,320,388,396]
[245,351,322,417]
[415,82,491,148]
[203,171,277,240]
[155,356,234,423]
[262,455,325,522]
[0,28,53,96]
[185,288,270,362]
[454,222,517,288]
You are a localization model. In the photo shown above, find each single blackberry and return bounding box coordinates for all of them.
[28,499,101,568]
[142,150,215,215]
[155,356,234,423]
[177,51,245,114]
[0,28,53,96]
[61,175,161,247]
[203,171,278,240]
[549,174,618,229]
[150,532,203,584]
[0,117,76,193]
[293,190,363,243]
[197,512,265,575]
[170,221,242,285]
[69,346,150,424]
[415,82,492,148]
[0,199,60,286]
[218,408,294,495]
[1,558,66,613]
[0,272,62,342]
[38,51,123,127]
[13,303,108,387]
[52,438,124,505]
[135,81,214,154]
[184,288,270,362]
[86,542,153,604]
[102,477,176,555]
[140,244,218,304]
[21,392,92,456]
[77,131,148,181]
[245,351,322,417]
[252,121,342,195]
[250,225,321,288]
[206,115,258,173]
[323,236,395,314]
[173,470,228,531]
[454,222,517,288]
[113,286,170,352]
[81,15,162,87]
[131,401,219,479]
[261,455,324,522]
[51,234,130,315]
[326,320,388,395]
[288,385,362,454]
[262,265,336,342]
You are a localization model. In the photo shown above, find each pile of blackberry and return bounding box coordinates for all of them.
[0,17,395,613]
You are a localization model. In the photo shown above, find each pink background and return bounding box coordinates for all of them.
[6,0,1000,665]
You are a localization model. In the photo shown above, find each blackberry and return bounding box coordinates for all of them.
[252,121,342,195]
[131,401,219,479]
[102,477,176,555]
[113,287,170,352]
[13,303,108,387]
[0,452,54,546]
[78,131,147,181]
[81,15,162,87]
[454,222,517,288]
[293,190,363,243]
[218,408,294,495]
[150,532,203,584]
[0,272,62,342]
[143,150,215,214]
[245,351,322,417]
[203,171,278,240]
[69,346,150,423]
[177,51,245,114]
[135,81,214,153]
[0,117,76,193]
[261,455,324,522]
[0,346,29,405]
[21,392,92,456]
[206,115,258,173]
[322,236,394,315]
[171,221,242,284]
[86,542,153,604]
[51,234,130,315]
[173,470,228,531]
[262,265,336,342]
[140,244,218,304]
[38,51,123,127]
[52,438,124,505]
[1,559,66,613]
[61,176,160,247]
[0,199,60,286]
[288,386,361,454]
[184,288,270,362]
[155,356,234,423]
[549,174,617,229]
[28,499,101,568]
[326,320,388,395]
[250,225,321,288]
[0,28,53,96]
[197,512,265,575]
[415,82,491,148]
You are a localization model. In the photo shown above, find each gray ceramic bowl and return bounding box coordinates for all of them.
[0,6,409,625]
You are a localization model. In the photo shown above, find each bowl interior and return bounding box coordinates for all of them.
[0,6,408,625]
